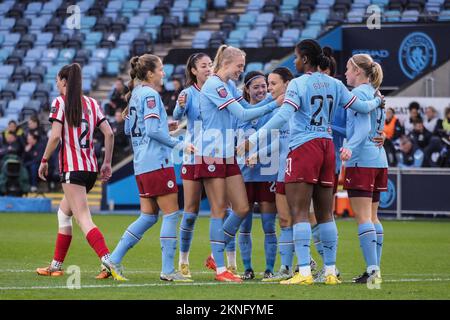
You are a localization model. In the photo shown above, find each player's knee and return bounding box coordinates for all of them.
[278,215,291,228]
[233,204,250,217]
[57,208,72,228]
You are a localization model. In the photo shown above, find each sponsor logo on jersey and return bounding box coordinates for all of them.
[216,86,228,98]
[147,96,156,109]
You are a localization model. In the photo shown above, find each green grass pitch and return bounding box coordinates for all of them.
[0,213,449,300]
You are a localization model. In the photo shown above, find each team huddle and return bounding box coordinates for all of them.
[35,39,387,286]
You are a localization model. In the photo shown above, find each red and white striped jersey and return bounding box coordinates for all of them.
[49,95,107,173]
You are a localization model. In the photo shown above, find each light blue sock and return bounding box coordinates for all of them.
[110,213,158,264]
[311,224,324,261]
[293,222,311,268]
[210,217,225,269]
[160,211,179,275]
[238,213,253,270]
[223,211,244,246]
[179,212,197,253]
[261,213,277,273]
[320,221,338,267]
[358,222,378,270]
[224,208,236,252]
[279,226,294,269]
[374,222,384,267]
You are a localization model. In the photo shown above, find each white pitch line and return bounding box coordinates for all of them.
[1,269,449,277]
[1,278,450,291]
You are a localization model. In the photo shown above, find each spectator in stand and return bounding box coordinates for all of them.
[409,118,443,167]
[435,107,450,138]
[2,120,24,144]
[384,107,404,141]
[24,115,46,144]
[397,136,424,168]
[105,78,129,116]
[111,108,130,165]
[424,106,441,135]
[23,132,45,192]
[404,101,422,135]
[0,132,23,159]
[163,77,183,117]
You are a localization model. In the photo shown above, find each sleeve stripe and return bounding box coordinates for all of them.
[236,96,243,102]
[144,114,160,120]
[96,118,107,127]
[49,118,64,124]
[284,99,299,111]
[344,95,357,109]
[218,98,236,110]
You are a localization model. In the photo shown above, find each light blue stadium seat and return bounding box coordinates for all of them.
[56,49,76,64]
[371,0,389,6]
[0,18,16,32]
[192,31,212,48]
[122,0,140,15]
[91,48,109,63]
[117,31,139,47]
[247,0,265,14]
[245,62,264,74]
[129,16,146,31]
[18,82,37,98]
[140,0,159,14]
[384,10,401,22]
[352,0,371,10]
[42,0,62,15]
[0,1,14,15]
[438,10,450,21]
[226,29,246,47]
[41,48,59,64]
[25,2,43,16]
[105,61,120,76]
[279,28,301,47]
[301,26,321,39]
[191,0,208,11]
[244,29,265,48]
[237,13,257,29]
[0,65,14,79]
[0,118,9,131]
[187,9,202,26]
[105,0,123,14]
[29,16,51,33]
[347,9,366,23]
[7,100,25,113]
[163,64,175,79]
[0,49,9,63]
[80,16,97,31]
[108,48,127,62]
[36,33,53,47]
[82,65,98,80]
[401,10,419,22]
[85,32,103,47]
[213,0,229,9]
[255,13,275,28]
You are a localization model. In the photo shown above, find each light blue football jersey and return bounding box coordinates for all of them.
[172,83,202,165]
[345,83,388,168]
[125,84,175,175]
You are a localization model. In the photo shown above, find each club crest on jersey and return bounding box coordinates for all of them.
[286,90,297,99]
[147,96,156,109]
[167,180,174,188]
[208,165,216,172]
[50,106,57,114]
[216,86,228,98]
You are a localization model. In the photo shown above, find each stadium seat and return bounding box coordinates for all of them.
[226,29,246,47]
[163,64,175,79]
[262,30,279,47]
[245,62,264,74]
[347,9,366,23]
[213,0,229,10]
[56,49,75,65]
[0,18,15,32]
[140,0,159,14]
[247,0,265,14]
[279,28,301,47]
[255,13,275,28]
[33,82,51,106]
[24,99,42,112]
[0,83,19,101]
[187,9,202,26]
[192,31,213,48]
[0,49,9,64]
[244,29,265,48]
[262,0,280,13]
[438,10,450,21]
[11,66,30,83]
[0,65,14,80]
[17,82,36,98]
[42,0,62,15]
[35,33,53,47]
[401,10,420,22]
[27,66,46,83]
[17,33,35,50]
[3,33,21,48]
[237,13,257,29]
[384,10,402,22]
[6,49,25,66]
